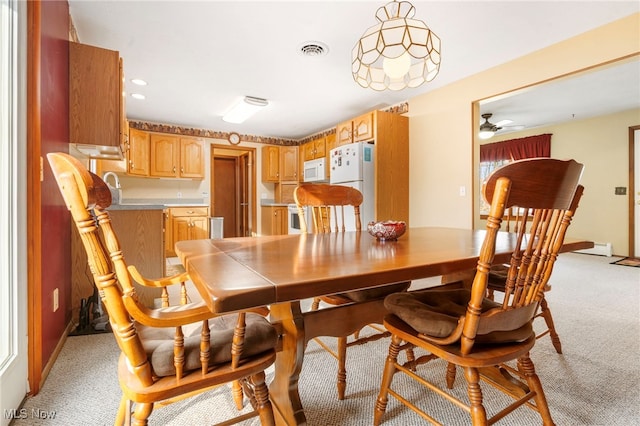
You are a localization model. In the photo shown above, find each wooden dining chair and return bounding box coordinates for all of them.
[486,207,564,353]
[294,183,411,400]
[373,158,584,426]
[48,152,278,426]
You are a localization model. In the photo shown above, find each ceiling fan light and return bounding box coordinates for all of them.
[479,130,495,140]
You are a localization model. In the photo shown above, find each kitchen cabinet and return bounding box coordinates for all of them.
[262,145,280,182]
[261,206,288,236]
[370,110,410,223]
[149,133,204,179]
[334,109,410,223]
[69,41,125,153]
[302,136,326,161]
[71,208,164,320]
[149,133,205,179]
[261,145,298,183]
[336,111,374,146]
[128,128,151,176]
[280,146,299,182]
[300,133,335,181]
[166,207,209,257]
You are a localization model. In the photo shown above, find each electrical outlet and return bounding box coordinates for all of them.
[177,191,182,198]
[53,288,59,312]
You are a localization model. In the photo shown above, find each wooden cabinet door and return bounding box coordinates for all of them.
[353,112,375,142]
[262,145,280,182]
[164,210,173,257]
[180,138,204,179]
[274,207,288,235]
[280,146,298,182]
[190,216,210,240]
[314,137,326,158]
[150,134,179,177]
[261,206,288,235]
[336,120,353,145]
[69,42,121,149]
[325,133,336,180]
[172,217,192,246]
[303,141,315,162]
[128,128,150,176]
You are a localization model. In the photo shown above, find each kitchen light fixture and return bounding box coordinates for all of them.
[352,0,441,91]
[131,78,147,86]
[131,93,145,100]
[479,113,499,140]
[222,96,269,124]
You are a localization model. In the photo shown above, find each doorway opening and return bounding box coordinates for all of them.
[211,145,256,238]
[630,125,640,257]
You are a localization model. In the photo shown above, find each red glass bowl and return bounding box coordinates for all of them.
[367,220,406,241]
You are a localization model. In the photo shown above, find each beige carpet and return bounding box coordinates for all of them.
[14,253,640,425]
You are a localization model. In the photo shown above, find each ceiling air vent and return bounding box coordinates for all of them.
[299,42,329,57]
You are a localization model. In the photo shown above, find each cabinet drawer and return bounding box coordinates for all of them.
[170,207,209,217]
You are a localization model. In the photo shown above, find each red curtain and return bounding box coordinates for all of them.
[480,134,551,162]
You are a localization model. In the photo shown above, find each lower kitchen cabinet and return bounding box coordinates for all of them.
[261,206,288,235]
[166,206,210,257]
[71,208,164,320]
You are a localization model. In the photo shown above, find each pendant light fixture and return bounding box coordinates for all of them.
[352,0,441,91]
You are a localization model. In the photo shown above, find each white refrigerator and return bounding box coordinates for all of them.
[329,141,375,231]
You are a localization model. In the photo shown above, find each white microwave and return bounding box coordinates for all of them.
[303,158,327,182]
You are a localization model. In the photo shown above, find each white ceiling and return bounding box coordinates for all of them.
[68,1,640,141]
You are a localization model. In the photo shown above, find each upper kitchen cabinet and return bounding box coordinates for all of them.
[280,146,299,182]
[261,145,298,183]
[69,42,125,154]
[302,136,326,162]
[336,112,374,146]
[127,128,150,176]
[149,133,205,179]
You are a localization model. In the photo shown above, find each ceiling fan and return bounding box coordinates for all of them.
[478,113,522,140]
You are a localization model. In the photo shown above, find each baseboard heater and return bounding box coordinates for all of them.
[576,242,613,257]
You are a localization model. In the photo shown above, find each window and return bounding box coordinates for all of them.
[479,134,552,214]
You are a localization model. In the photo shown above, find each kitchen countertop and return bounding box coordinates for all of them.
[108,198,208,210]
[261,199,291,207]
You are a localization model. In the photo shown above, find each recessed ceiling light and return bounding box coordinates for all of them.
[131,78,147,86]
[131,93,145,100]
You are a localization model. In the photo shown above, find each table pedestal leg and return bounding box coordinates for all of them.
[269,301,307,425]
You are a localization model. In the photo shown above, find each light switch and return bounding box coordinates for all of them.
[459,186,466,197]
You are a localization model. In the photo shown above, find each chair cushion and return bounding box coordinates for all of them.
[384,288,533,344]
[137,312,278,377]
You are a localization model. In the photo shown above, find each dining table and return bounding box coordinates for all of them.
[175,226,593,425]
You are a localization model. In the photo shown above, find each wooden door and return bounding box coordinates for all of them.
[214,156,239,238]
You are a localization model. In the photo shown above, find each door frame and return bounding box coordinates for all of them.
[210,144,257,237]
[630,125,640,257]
